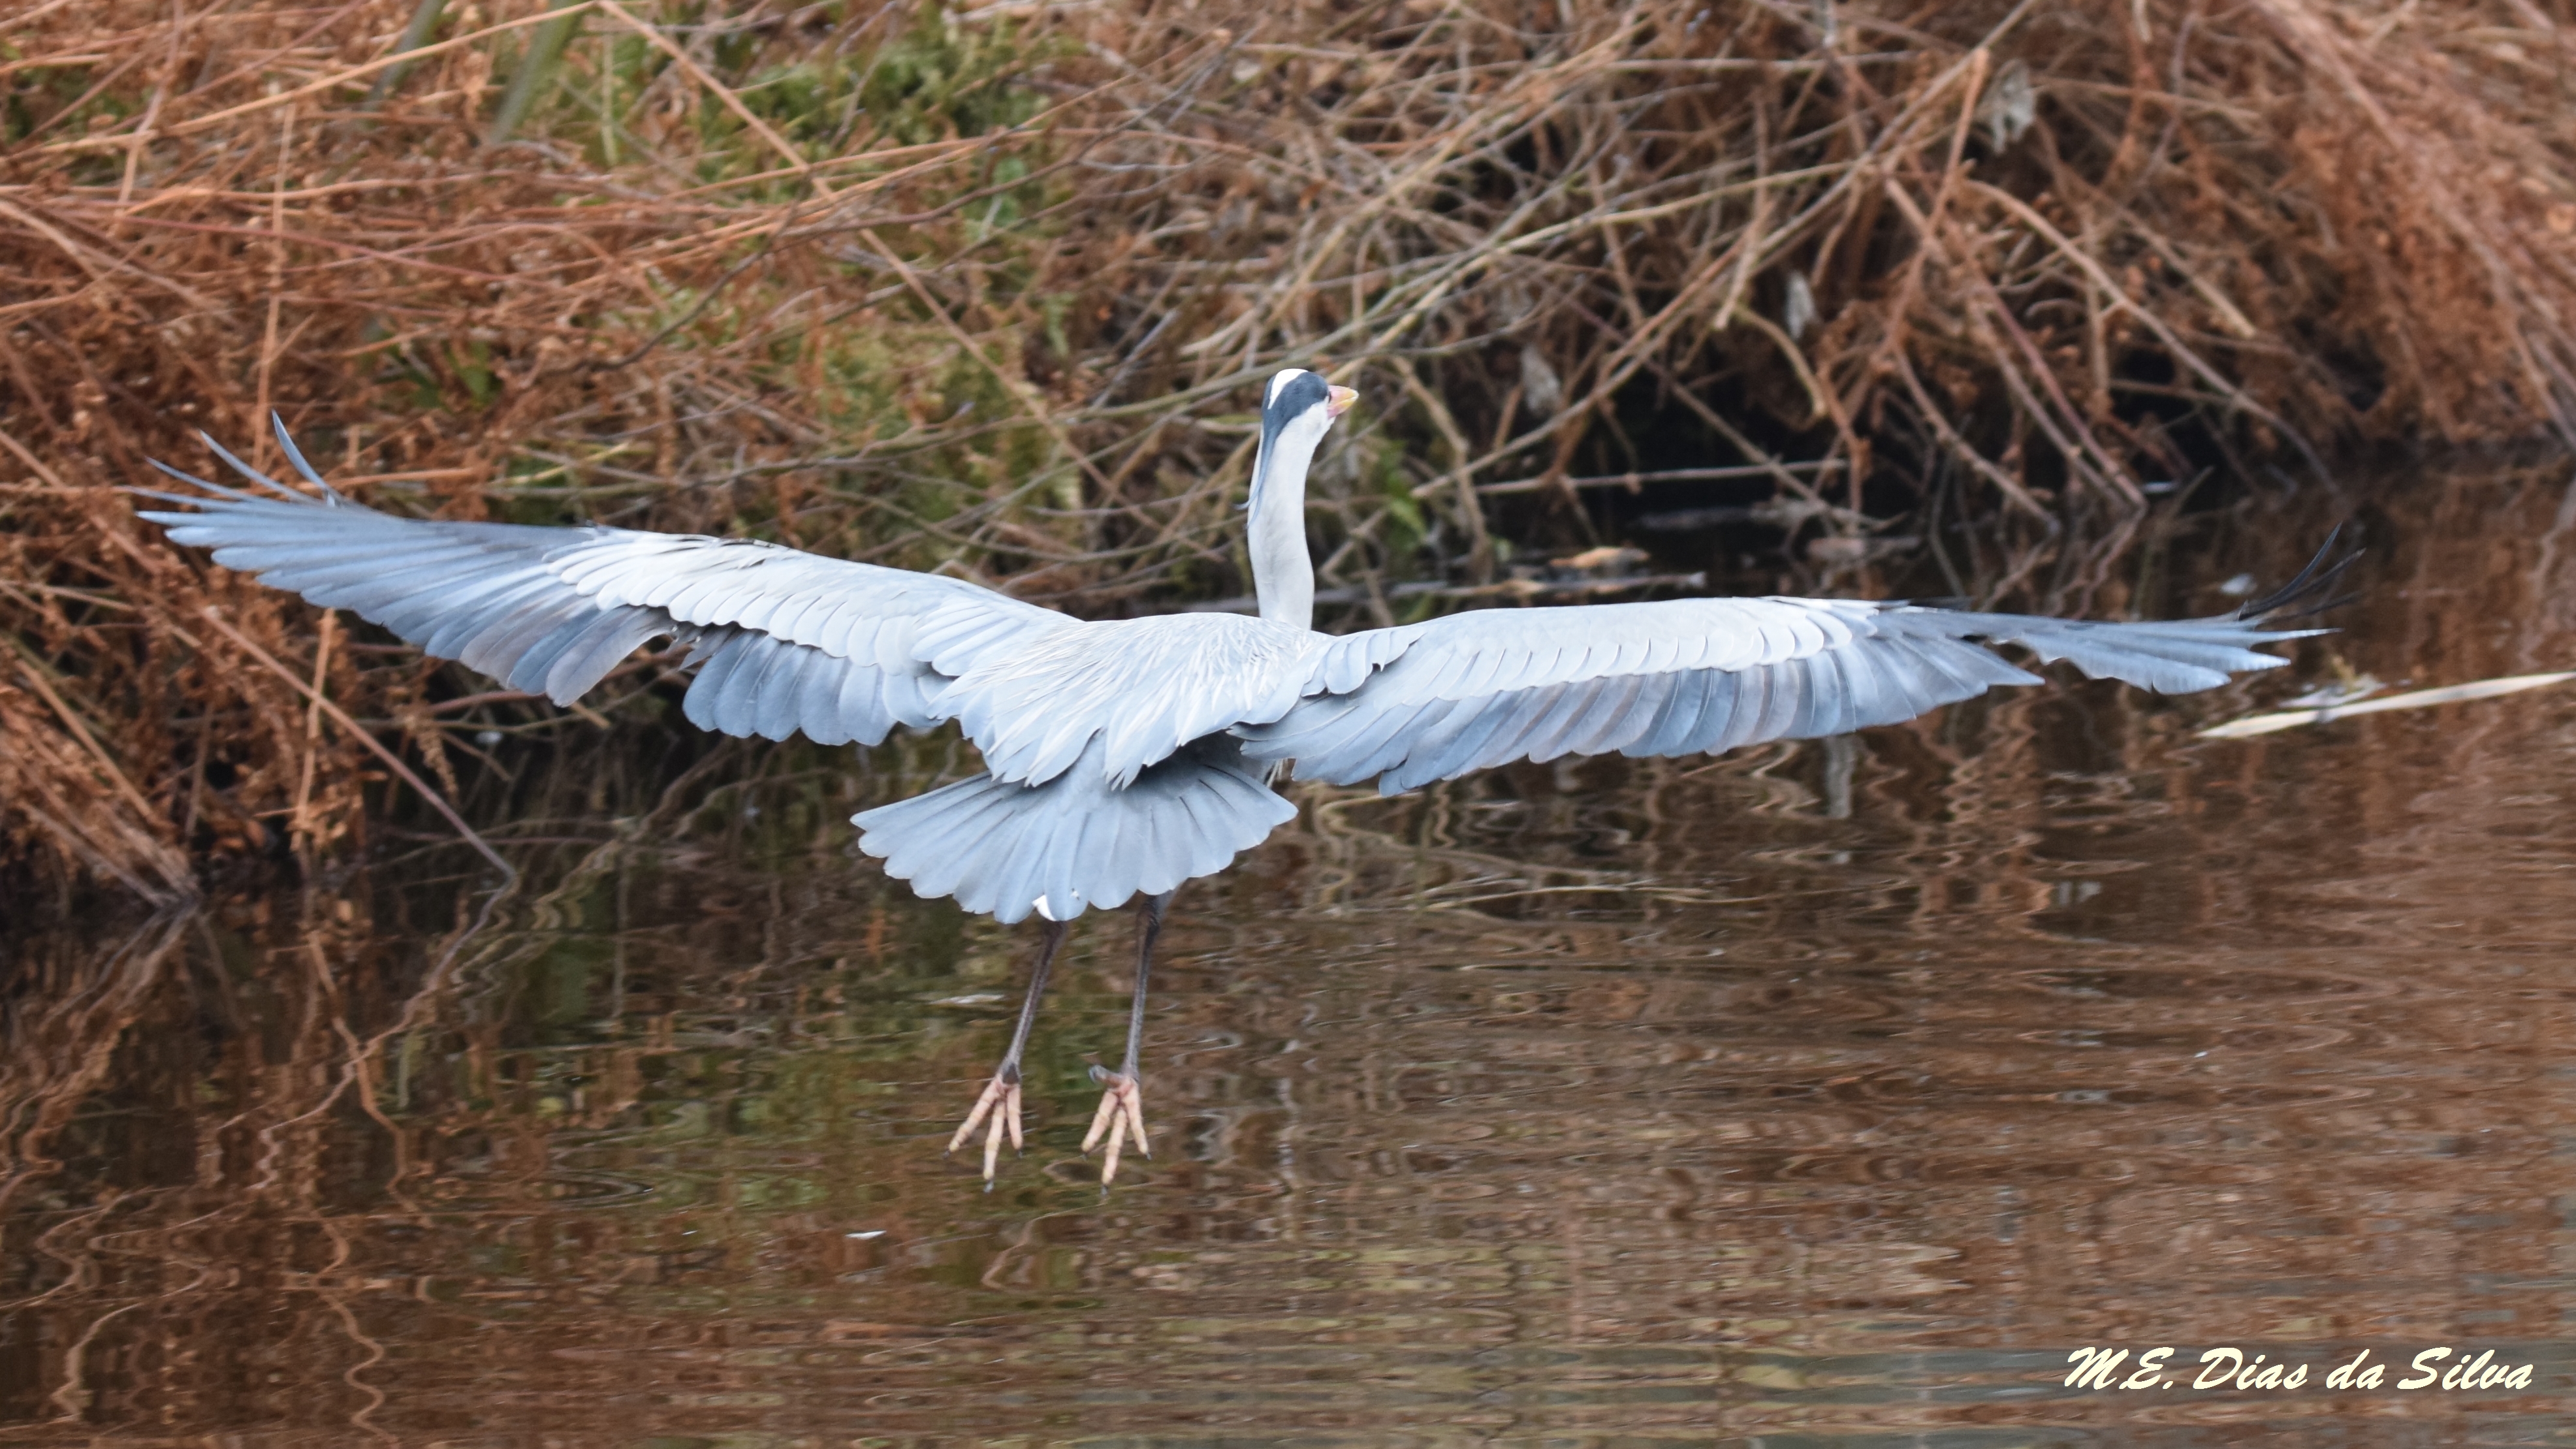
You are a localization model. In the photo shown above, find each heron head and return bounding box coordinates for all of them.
[1248,369,1356,513]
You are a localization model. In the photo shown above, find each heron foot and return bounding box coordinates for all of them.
[947,1070,1023,1186]
[1082,1066,1150,1184]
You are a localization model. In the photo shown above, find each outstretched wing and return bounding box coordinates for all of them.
[136,424,1066,746]
[1238,584,2330,795]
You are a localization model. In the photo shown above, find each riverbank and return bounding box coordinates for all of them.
[7,0,2573,903]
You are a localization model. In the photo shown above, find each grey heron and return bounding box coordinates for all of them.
[136,369,2335,1183]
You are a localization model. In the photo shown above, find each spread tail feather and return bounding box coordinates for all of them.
[852,735,1295,923]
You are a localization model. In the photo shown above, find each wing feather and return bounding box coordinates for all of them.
[1453,686,1566,776]
[1738,654,1804,750]
[1689,667,1747,754]
[826,654,883,747]
[1241,592,2321,793]
[793,639,857,746]
[681,630,759,735]
[1377,696,1500,791]
[1561,672,1655,759]
[753,641,818,741]
[1627,667,1719,758]
[442,579,577,669]
[1521,677,1611,764]
[137,435,1066,746]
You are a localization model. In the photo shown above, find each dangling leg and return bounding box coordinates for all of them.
[949,917,1068,1186]
[1085,891,1169,1183]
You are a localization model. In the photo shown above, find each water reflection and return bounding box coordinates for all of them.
[8,473,2576,1444]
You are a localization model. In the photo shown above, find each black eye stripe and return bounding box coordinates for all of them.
[1262,370,1330,423]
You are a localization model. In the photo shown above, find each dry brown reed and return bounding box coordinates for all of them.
[6,0,2575,905]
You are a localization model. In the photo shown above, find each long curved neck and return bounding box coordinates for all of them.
[1247,433,1320,631]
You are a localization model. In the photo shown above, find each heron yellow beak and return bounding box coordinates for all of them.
[1326,385,1359,419]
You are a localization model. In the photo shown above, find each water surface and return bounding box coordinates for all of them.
[7,474,2576,1444]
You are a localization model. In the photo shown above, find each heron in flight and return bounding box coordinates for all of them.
[138,369,2334,1183]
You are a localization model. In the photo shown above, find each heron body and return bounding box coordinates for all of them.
[137,367,2332,1183]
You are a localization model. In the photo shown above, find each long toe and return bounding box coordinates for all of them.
[948,1074,1010,1157]
[1081,1085,1121,1156]
[1122,1076,1149,1160]
[974,1077,1015,1181]
[1083,1072,1150,1185]
[951,1073,1026,1185]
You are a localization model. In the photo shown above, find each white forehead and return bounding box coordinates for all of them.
[1265,369,1314,407]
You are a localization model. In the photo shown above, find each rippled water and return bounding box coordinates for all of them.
[8,473,2576,1445]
